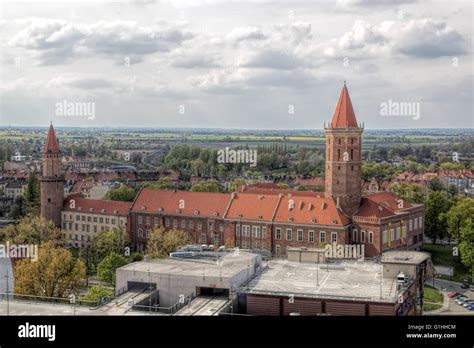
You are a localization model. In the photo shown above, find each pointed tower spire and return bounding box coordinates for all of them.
[43,123,60,154]
[330,83,358,129]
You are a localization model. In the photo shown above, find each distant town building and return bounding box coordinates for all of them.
[61,196,130,247]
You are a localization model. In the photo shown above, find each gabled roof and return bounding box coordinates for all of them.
[225,193,281,221]
[131,188,231,218]
[274,195,349,226]
[355,192,413,219]
[330,83,359,129]
[63,197,131,216]
[43,124,60,154]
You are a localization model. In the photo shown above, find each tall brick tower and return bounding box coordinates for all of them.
[40,123,64,227]
[324,83,363,216]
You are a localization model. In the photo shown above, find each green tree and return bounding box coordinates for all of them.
[103,185,136,202]
[90,228,130,270]
[458,218,474,279]
[14,241,86,297]
[24,171,40,216]
[390,183,424,204]
[424,191,451,244]
[146,227,193,259]
[446,197,474,241]
[427,177,445,192]
[80,285,113,302]
[229,178,246,191]
[191,180,222,192]
[0,215,62,244]
[97,252,127,286]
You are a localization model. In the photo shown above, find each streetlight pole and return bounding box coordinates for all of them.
[4,269,10,316]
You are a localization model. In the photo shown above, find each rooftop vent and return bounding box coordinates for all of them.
[176,209,181,214]
[194,210,200,216]
[288,216,294,221]
[158,207,163,212]
[213,211,219,217]
[312,217,318,223]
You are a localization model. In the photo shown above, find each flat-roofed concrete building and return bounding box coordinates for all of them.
[243,250,432,316]
[116,251,261,307]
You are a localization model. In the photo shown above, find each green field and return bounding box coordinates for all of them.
[423,285,444,312]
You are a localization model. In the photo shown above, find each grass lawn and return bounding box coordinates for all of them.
[424,285,443,303]
[423,285,444,312]
[422,243,472,284]
[423,303,443,311]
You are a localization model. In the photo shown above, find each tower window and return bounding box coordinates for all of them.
[338,139,341,145]
[338,149,341,160]
[351,166,354,171]
[351,149,354,160]
[47,198,51,203]
[338,165,341,170]
[351,139,354,145]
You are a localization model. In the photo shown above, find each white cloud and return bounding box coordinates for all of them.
[7,18,194,65]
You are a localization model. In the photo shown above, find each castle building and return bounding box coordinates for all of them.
[40,124,64,227]
[40,84,425,257]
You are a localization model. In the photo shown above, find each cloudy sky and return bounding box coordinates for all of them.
[0,0,472,129]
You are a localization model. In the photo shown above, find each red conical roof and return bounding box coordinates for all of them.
[43,123,60,154]
[330,83,359,129]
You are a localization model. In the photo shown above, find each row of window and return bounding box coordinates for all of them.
[164,218,224,232]
[63,213,124,226]
[62,222,113,233]
[236,225,267,239]
[352,229,374,244]
[274,228,338,243]
[65,233,91,242]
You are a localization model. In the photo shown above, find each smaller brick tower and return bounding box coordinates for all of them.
[40,123,64,227]
[324,83,363,216]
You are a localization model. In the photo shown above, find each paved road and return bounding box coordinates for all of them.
[425,278,474,316]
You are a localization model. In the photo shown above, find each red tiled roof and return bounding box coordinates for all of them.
[131,188,231,217]
[273,195,350,226]
[226,193,281,221]
[63,197,131,216]
[43,124,60,154]
[330,83,359,129]
[355,192,412,219]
